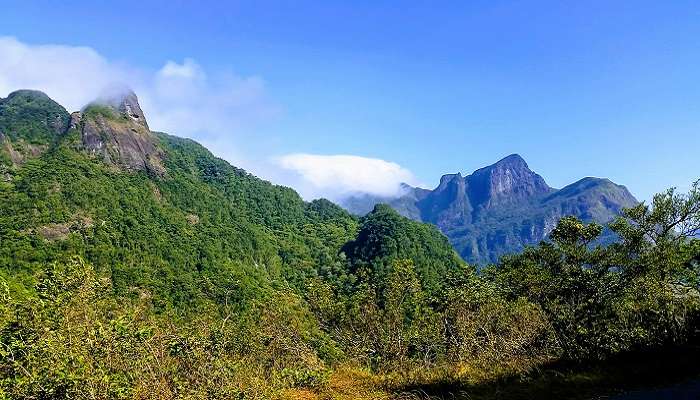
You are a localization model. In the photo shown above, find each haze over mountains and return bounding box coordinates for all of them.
[341,154,638,264]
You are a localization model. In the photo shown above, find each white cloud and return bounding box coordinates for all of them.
[158,58,204,80]
[0,36,133,111]
[0,36,276,166]
[142,58,275,145]
[277,153,418,200]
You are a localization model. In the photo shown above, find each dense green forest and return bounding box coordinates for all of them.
[1,90,699,399]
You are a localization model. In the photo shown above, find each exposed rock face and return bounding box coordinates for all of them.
[466,154,552,209]
[420,172,473,228]
[0,89,164,175]
[341,154,638,265]
[78,91,164,176]
[0,132,22,165]
[69,111,82,130]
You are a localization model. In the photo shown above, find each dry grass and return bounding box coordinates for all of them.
[277,367,392,400]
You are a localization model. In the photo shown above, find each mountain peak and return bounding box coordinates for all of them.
[549,176,637,206]
[80,89,163,175]
[493,153,527,168]
[118,91,148,128]
[475,153,531,174]
[399,182,416,191]
[95,89,149,129]
[438,172,463,186]
[467,154,551,208]
[5,89,53,102]
[0,89,70,146]
[435,172,464,192]
[338,154,637,265]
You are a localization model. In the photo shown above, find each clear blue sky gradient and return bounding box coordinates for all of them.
[2,0,699,201]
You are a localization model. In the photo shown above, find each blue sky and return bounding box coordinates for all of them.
[1,1,699,201]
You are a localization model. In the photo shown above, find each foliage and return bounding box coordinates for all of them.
[0,90,70,144]
[0,94,699,398]
[341,204,466,297]
[489,185,700,360]
[82,103,125,122]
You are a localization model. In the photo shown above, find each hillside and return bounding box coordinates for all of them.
[342,154,638,264]
[0,89,369,306]
[0,88,469,307]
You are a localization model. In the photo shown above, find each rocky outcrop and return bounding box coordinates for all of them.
[0,89,165,175]
[78,91,164,176]
[465,154,552,209]
[420,172,473,228]
[103,91,149,130]
[0,132,23,165]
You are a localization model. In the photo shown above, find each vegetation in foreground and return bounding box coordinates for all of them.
[2,183,697,399]
[1,90,699,399]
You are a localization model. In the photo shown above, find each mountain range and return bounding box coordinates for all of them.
[341,154,638,264]
[0,88,638,272]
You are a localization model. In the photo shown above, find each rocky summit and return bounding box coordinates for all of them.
[78,91,164,175]
[341,154,638,264]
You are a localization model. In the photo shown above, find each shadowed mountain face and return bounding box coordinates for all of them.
[341,154,638,265]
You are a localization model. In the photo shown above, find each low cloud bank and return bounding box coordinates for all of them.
[277,153,418,200]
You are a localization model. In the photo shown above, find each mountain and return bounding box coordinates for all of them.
[341,154,638,264]
[0,89,461,306]
[0,88,470,396]
[342,203,466,295]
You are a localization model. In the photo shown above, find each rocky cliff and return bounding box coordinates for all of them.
[78,91,164,175]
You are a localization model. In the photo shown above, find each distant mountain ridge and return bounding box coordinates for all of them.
[341,154,638,264]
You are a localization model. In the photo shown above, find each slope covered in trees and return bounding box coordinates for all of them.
[0,90,362,309]
[0,90,699,399]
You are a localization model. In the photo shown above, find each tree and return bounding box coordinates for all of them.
[610,179,700,282]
